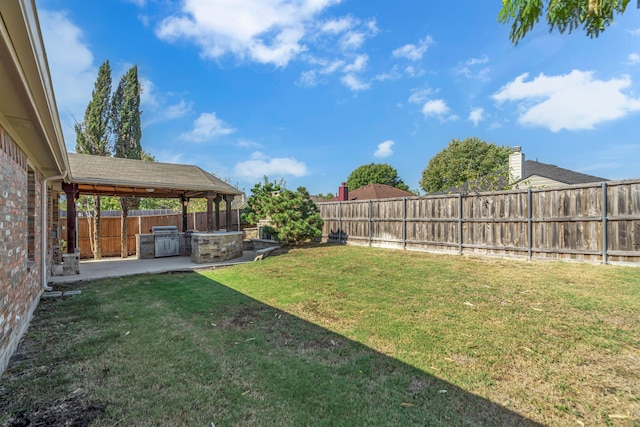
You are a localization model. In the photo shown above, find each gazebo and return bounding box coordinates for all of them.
[62,153,244,254]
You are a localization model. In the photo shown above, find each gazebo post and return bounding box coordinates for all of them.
[180,195,188,231]
[62,183,78,253]
[214,195,222,230]
[205,193,216,232]
[223,195,234,231]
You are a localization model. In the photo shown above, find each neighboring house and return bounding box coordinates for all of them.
[329,182,415,201]
[1,0,69,374]
[509,147,606,188]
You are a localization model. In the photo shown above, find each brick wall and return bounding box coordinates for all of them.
[0,125,44,375]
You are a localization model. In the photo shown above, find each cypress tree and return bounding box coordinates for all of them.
[111,65,142,257]
[74,60,112,259]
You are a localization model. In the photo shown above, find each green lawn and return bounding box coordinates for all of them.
[1,245,639,426]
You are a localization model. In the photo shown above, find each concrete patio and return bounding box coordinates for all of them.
[48,250,259,286]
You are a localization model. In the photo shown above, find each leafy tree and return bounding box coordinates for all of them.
[498,0,632,45]
[346,163,409,191]
[111,65,142,257]
[139,198,182,211]
[74,60,112,259]
[111,65,142,160]
[75,60,112,156]
[315,192,335,200]
[420,137,512,194]
[243,177,285,225]
[243,177,323,245]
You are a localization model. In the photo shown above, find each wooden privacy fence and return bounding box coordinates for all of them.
[317,179,640,265]
[62,210,244,258]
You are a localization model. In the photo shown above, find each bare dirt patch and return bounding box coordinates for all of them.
[2,397,106,427]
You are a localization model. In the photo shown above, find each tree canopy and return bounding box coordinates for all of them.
[498,0,632,44]
[346,163,409,191]
[75,60,111,156]
[74,60,113,259]
[420,138,512,194]
[111,65,142,160]
[243,177,323,245]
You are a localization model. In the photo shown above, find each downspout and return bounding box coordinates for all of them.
[42,170,68,291]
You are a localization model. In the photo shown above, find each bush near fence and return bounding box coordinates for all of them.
[61,209,246,258]
[317,179,640,265]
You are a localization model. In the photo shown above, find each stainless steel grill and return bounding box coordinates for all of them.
[152,225,179,257]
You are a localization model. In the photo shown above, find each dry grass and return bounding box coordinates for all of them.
[1,244,638,426]
[208,245,640,426]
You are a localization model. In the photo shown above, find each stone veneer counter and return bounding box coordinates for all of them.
[190,231,243,264]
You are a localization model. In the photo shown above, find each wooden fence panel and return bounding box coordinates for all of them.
[317,179,640,265]
[405,196,459,251]
[66,209,244,258]
[606,181,640,263]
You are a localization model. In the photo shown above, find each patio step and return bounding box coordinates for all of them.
[253,246,280,261]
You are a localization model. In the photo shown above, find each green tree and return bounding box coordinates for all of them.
[111,65,142,257]
[420,137,512,194]
[243,177,285,225]
[346,163,409,191]
[243,177,323,245]
[315,192,335,200]
[74,60,112,260]
[498,0,632,45]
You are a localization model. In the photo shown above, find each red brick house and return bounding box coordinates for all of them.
[0,1,246,375]
[0,0,69,374]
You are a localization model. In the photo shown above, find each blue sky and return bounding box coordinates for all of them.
[38,0,640,195]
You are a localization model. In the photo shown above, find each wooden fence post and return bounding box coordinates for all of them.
[402,197,407,250]
[602,181,608,265]
[527,188,532,261]
[368,199,372,246]
[338,202,342,243]
[458,194,463,255]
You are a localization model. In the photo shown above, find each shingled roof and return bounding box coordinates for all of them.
[523,160,606,184]
[66,153,243,198]
[326,183,414,201]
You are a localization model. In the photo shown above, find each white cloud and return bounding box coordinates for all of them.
[341,73,370,91]
[39,9,96,148]
[321,17,355,34]
[343,54,368,72]
[455,55,490,80]
[161,100,193,120]
[321,59,345,74]
[629,28,640,36]
[374,65,401,82]
[404,66,425,77]
[492,70,640,132]
[392,36,433,61]
[408,88,435,104]
[140,78,192,125]
[468,107,485,126]
[233,151,308,180]
[236,138,262,149]
[297,70,318,87]
[180,112,235,142]
[365,19,378,34]
[340,31,365,50]
[374,140,394,158]
[155,0,340,67]
[421,99,450,117]
[626,53,640,64]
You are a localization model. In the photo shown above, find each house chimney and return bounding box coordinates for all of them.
[509,146,525,183]
[338,182,349,201]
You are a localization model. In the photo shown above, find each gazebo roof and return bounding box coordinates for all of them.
[66,153,243,199]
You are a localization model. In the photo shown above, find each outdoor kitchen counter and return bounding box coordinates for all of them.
[136,231,192,259]
[190,231,243,264]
